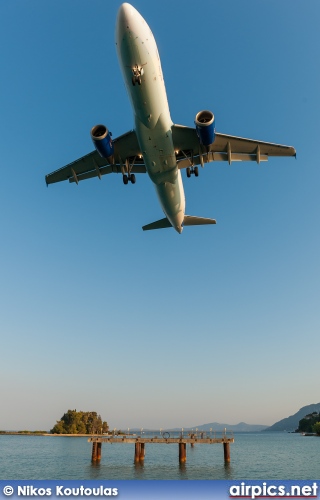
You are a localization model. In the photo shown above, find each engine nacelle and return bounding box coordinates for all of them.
[195,110,215,148]
[91,124,114,162]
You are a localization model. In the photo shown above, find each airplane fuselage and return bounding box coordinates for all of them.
[116,3,185,233]
[45,3,296,232]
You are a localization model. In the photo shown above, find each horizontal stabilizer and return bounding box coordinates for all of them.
[183,215,216,226]
[142,217,172,231]
[142,215,216,231]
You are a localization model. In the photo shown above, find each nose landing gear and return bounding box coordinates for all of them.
[131,65,144,86]
[132,75,141,86]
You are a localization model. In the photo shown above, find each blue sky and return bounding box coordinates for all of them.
[1,0,319,431]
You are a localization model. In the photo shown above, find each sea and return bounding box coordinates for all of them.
[0,432,319,480]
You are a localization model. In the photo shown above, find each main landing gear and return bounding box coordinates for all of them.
[123,173,136,184]
[186,166,199,178]
[122,156,138,184]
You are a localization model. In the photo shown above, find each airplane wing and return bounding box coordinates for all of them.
[45,130,146,185]
[172,124,296,168]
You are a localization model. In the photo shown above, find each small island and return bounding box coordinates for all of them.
[297,412,320,435]
[50,409,109,434]
[0,409,109,436]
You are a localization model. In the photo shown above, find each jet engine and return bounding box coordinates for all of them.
[91,124,114,163]
[195,110,215,149]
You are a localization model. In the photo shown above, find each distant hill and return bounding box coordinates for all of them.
[129,422,269,433]
[168,422,269,432]
[264,403,320,432]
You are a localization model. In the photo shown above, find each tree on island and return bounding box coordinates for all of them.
[313,422,320,435]
[50,410,109,434]
[297,412,320,433]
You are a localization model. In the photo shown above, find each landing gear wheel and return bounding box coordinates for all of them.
[132,76,136,86]
[123,174,128,185]
[186,167,191,178]
[137,76,142,85]
[130,173,136,184]
[194,166,199,177]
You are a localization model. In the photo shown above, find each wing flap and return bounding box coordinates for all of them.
[172,124,296,167]
[45,151,105,185]
[212,133,296,157]
[46,130,145,185]
[69,164,146,183]
[177,152,269,169]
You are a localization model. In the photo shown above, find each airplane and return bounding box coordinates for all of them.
[45,2,296,234]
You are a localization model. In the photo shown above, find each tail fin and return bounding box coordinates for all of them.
[142,217,172,231]
[183,215,216,226]
[142,215,216,231]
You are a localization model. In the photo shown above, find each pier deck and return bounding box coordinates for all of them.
[89,436,233,444]
[89,431,234,464]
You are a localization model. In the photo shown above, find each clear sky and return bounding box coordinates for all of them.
[0,0,319,432]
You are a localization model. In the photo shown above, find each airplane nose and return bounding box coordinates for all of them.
[116,3,150,49]
[116,3,135,46]
[117,3,136,30]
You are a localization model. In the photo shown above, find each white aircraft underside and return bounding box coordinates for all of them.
[45,2,296,234]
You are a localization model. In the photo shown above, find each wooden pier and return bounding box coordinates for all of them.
[89,431,234,464]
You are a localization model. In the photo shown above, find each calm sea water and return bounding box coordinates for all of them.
[0,433,319,480]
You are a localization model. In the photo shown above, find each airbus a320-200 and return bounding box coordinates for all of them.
[45,3,296,234]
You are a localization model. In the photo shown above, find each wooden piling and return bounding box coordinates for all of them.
[139,442,145,461]
[179,442,187,463]
[190,433,195,447]
[91,441,102,462]
[91,441,97,462]
[96,442,102,461]
[134,442,141,462]
[223,442,230,462]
